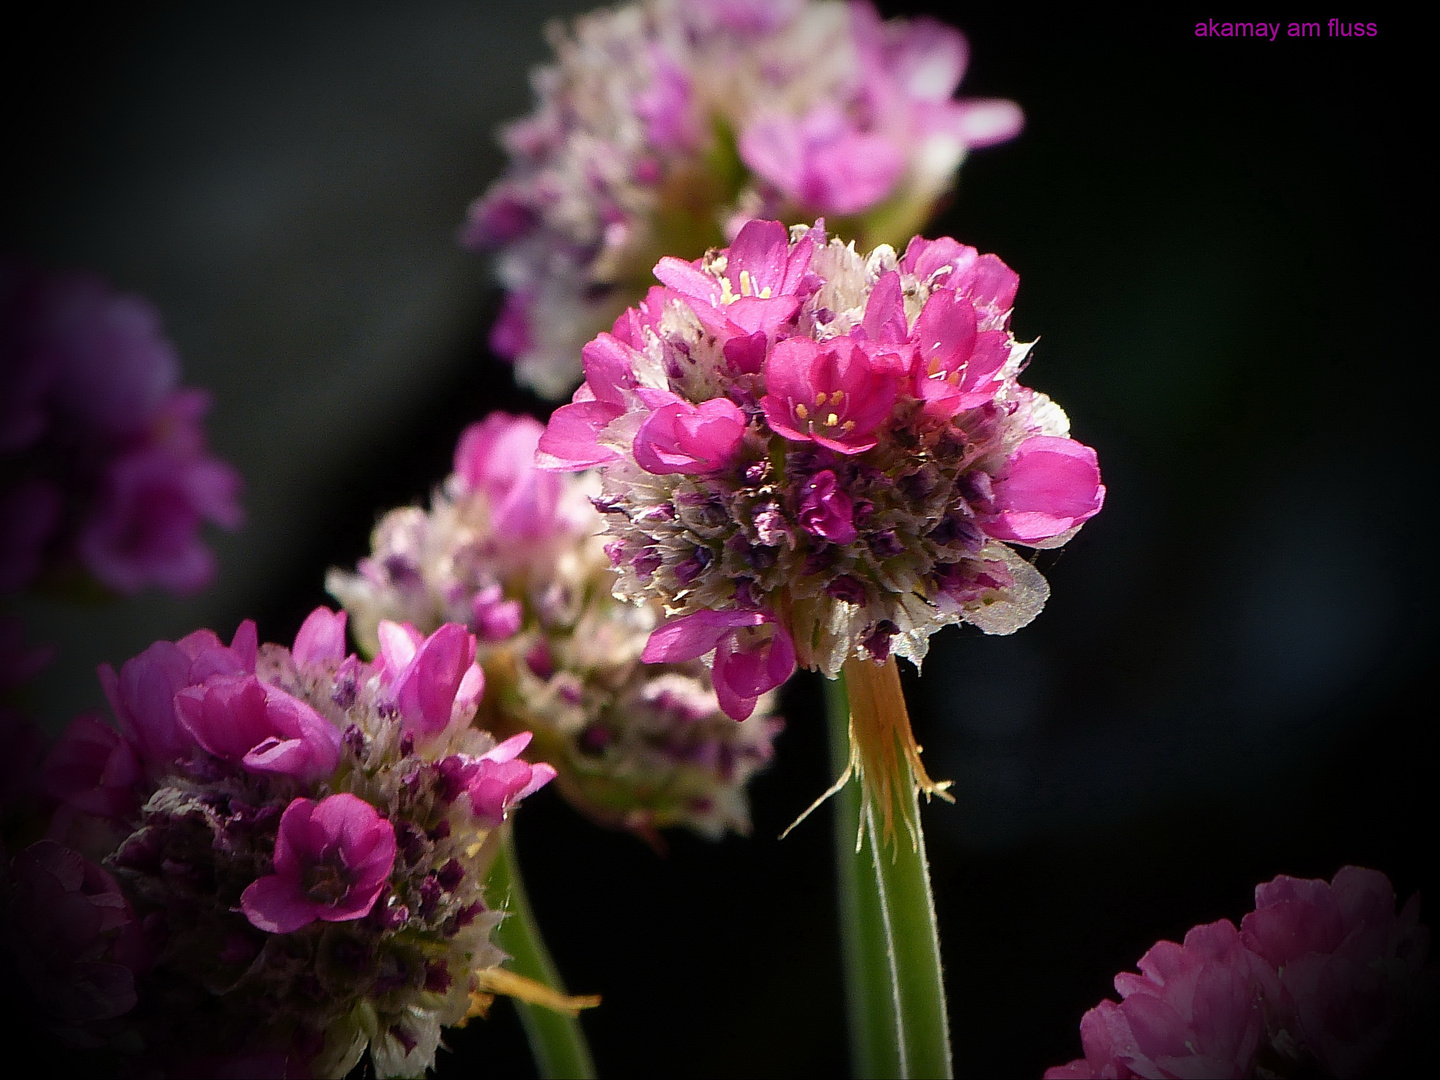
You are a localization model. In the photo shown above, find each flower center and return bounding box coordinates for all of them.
[793,390,855,434]
[303,857,352,905]
[718,270,772,305]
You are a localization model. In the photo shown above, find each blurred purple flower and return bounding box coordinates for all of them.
[0,260,241,597]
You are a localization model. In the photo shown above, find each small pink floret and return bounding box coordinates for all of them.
[175,675,341,783]
[462,732,558,825]
[240,794,396,935]
[292,606,348,668]
[633,395,747,475]
[642,608,796,720]
[761,338,902,454]
[984,436,1105,545]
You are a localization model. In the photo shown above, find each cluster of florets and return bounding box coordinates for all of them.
[538,219,1104,718]
[1047,867,1431,1080]
[0,261,242,596]
[327,412,781,840]
[20,608,553,1077]
[463,0,1022,397]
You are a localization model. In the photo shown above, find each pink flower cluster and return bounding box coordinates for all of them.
[23,607,554,1077]
[328,411,782,840]
[463,0,1022,397]
[0,262,242,596]
[539,219,1104,717]
[1047,867,1430,1080]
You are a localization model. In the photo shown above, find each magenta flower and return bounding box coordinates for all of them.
[42,713,142,819]
[634,394,749,475]
[760,337,905,454]
[376,620,484,741]
[643,609,796,721]
[456,733,558,826]
[290,605,348,668]
[96,619,255,766]
[983,436,1106,546]
[1241,867,1430,1078]
[462,0,1021,397]
[240,794,397,934]
[1049,867,1430,1080]
[0,261,242,596]
[452,412,564,538]
[540,220,1102,710]
[797,469,857,544]
[175,676,342,783]
[45,608,553,1076]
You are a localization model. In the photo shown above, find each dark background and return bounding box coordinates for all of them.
[2,3,1431,1076]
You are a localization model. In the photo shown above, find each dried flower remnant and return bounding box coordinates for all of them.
[464,0,1022,397]
[537,219,1103,838]
[328,412,782,841]
[1046,867,1431,1080]
[34,609,556,1078]
[0,261,242,597]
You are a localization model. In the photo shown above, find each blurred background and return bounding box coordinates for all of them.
[2,2,1431,1075]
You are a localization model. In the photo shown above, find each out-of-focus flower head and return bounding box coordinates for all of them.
[328,412,782,841]
[1046,867,1430,1080]
[463,0,1023,398]
[37,609,555,1078]
[538,220,1103,718]
[0,260,242,597]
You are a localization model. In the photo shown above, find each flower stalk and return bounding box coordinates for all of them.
[488,825,599,1079]
[828,660,953,1079]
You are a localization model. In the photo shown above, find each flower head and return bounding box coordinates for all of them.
[463,0,1022,397]
[0,261,242,596]
[540,221,1104,720]
[32,609,555,1077]
[328,411,782,840]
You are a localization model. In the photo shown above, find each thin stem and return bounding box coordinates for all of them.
[489,825,598,1079]
[827,675,904,1078]
[829,662,953,1079]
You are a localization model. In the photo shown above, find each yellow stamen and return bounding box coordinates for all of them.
[468,966,602,1020]
[826,413,839,427]
[782,656,952,852]
[795,402,809,420]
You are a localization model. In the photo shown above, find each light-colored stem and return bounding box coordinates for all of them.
[830,659,953,1079]
[489,826,599,1079]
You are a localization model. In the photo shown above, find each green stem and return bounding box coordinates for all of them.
[827,671,953,1079]
[489,826,598,1079]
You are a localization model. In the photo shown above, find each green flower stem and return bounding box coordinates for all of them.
[827,671,953,1079]
[489,826,598,1079]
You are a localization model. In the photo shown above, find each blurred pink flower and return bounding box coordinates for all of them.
[1049,868,1429,1079]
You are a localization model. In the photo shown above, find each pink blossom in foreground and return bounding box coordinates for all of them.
[241,794,396,934]
[1047,867,1429,1079]
[30,607,557,1076]
[0,261,241,596]
[462,0,1022,397]
[539,220,1104,718]
[327,411,782,840]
